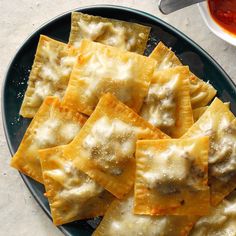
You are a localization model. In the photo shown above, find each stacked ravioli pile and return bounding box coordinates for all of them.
[10,12,236,236]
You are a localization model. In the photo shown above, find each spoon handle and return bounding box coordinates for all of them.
[159,0,206,14]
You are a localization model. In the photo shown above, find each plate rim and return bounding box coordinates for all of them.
[2,4,236,236]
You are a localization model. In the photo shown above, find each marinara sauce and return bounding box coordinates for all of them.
[208,0,236,35]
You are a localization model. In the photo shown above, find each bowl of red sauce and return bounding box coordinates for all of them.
[198,0,236,46]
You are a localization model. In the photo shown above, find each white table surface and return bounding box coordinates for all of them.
[0,0,236,235]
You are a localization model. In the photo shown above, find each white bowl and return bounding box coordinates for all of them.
[198,2,236,46]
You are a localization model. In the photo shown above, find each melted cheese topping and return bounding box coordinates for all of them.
[143,146,191,190]
[40,42,76,82]
[30,81,53,106]
[34,118,61,147]
[141,145,198,195]
[100,195,193,236]
[82,116,137,175]
[77,19,136,51]
[209,120,236,181]
[34,118,81,148]
[140,75,179,130]
[137,139,209,199]
[30,40,77,107]
[45,159,103,220]
[185,115,236,182]
[59,123,81,142]
[80,52,134,106]
[190,191,236,235]
[108,197,164,235]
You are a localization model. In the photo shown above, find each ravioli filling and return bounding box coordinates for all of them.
[142,145,205,195]
[140,75,179,132]
[209,119,236,181]
[39,42,76,82]
[143,148,189,193]
[82,116,137,176]
[77,19,137,51]
[187,117,236,182]
[79,52,135,108]
[108,197,178,235]
[44,159,104,220]
[30,40,77,107]
[95,195,195,236]
[34,118,81,148]
[190,192,236,236]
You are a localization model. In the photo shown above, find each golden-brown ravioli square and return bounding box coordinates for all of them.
[182,98,236,206]
[11,96,87,183]
[64,93,169,199]
[149,41,216,109]
[149,41,182,70]
[39,145,114,225]
[134,137,210,216]
[93,192,197,236]
[140,66,194,138]
[62,39,156,116]
[190,191,236,236]
[193,102,230,122]
[193,106,209,122]
[20,35,79,118]
[69,12,151,54]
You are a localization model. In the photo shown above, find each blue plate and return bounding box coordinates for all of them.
[2,5,236,236]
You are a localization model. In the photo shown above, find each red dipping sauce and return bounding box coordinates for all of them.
[208,0,236,35]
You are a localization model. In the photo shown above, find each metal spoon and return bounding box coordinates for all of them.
[158,0,206,14]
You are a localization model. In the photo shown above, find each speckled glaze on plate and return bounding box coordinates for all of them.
[2,5,236,236]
